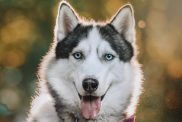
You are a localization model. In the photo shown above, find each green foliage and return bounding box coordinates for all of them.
[0,104,11,116]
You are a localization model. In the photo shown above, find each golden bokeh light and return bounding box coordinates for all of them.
[138,20,146,29]
[1,15,34,44]
[1,50,25,68]
[167,60,182,79]
[105,0,123,16]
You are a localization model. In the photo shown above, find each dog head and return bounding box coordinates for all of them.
[43,1,138,120]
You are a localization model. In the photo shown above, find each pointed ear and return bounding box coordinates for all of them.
[55,2,79,41]
[110,4,135,43]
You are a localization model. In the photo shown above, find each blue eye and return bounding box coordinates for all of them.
[72,52,84,60]
[104,54,115,61]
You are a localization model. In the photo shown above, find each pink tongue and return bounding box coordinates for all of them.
[81,98,101,119]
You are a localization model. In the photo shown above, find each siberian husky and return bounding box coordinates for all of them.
[26,1,143,122]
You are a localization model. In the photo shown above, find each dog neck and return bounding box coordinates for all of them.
[47,82,135,122]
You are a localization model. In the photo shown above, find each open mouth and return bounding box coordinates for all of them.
[74,83,111,120]
[78,94,105,120]
[78,94,105,101]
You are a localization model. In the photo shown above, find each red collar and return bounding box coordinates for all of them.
[124,115,135,122]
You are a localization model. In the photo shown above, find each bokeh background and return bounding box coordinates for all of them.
[0,0,182,122]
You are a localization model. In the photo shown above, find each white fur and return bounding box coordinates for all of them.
[55,1,79,41]
[26,94,59,122]
[26,2,143,122]
[111,4,135,43]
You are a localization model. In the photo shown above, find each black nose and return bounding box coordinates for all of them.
[82,78,99,93]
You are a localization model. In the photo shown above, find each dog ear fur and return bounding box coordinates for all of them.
[55,1,79,41]
[110,4,135,43]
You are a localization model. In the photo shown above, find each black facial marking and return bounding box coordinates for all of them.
[56,24,93,59]
[98,24,133,62]
[46,82,65,121]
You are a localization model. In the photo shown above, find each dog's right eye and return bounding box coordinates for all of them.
[103,53,115,61]
[72,52,84,60]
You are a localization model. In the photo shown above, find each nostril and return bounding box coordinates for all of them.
[82,81,89,91]
[82,78,99,93]
[91,81,98,90]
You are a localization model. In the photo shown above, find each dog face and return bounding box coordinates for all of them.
[44,2,137,120]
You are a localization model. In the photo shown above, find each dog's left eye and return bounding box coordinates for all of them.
[103,54,115,61]
[72,52,84,60]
